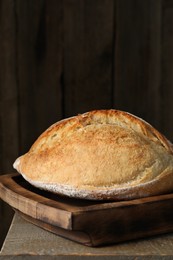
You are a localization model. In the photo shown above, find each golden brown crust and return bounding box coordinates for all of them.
[13,109,173,200]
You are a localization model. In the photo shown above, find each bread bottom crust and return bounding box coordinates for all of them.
[21,170,173,201]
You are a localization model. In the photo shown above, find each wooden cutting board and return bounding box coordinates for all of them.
[1,173,173,247]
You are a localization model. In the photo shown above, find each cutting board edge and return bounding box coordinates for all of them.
[0,173,73,230]
[2,173,173,247]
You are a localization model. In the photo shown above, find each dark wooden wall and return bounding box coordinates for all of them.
[1,0,173,248]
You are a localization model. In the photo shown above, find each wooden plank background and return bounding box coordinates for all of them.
[1,0,173,249]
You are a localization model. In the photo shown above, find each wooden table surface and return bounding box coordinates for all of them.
[1,213,173,259]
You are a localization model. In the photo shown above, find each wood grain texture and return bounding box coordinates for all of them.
[0,0,19,175]
[2,173,173,247]
[0,0,17,249]
[1,213,173,259]
[1,0,173,253]
[63,0,114,117]
[16,0,63,154]
[160,0,173,141]
[114,0,162,131]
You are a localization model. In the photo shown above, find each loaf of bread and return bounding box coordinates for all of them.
[13,109,173,200]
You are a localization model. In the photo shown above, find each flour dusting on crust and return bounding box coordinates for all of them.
[13,109,173,200]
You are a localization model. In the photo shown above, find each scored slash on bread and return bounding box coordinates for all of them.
[13,109,173,200]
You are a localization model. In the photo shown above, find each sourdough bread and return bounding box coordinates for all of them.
[13,109,173,200]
